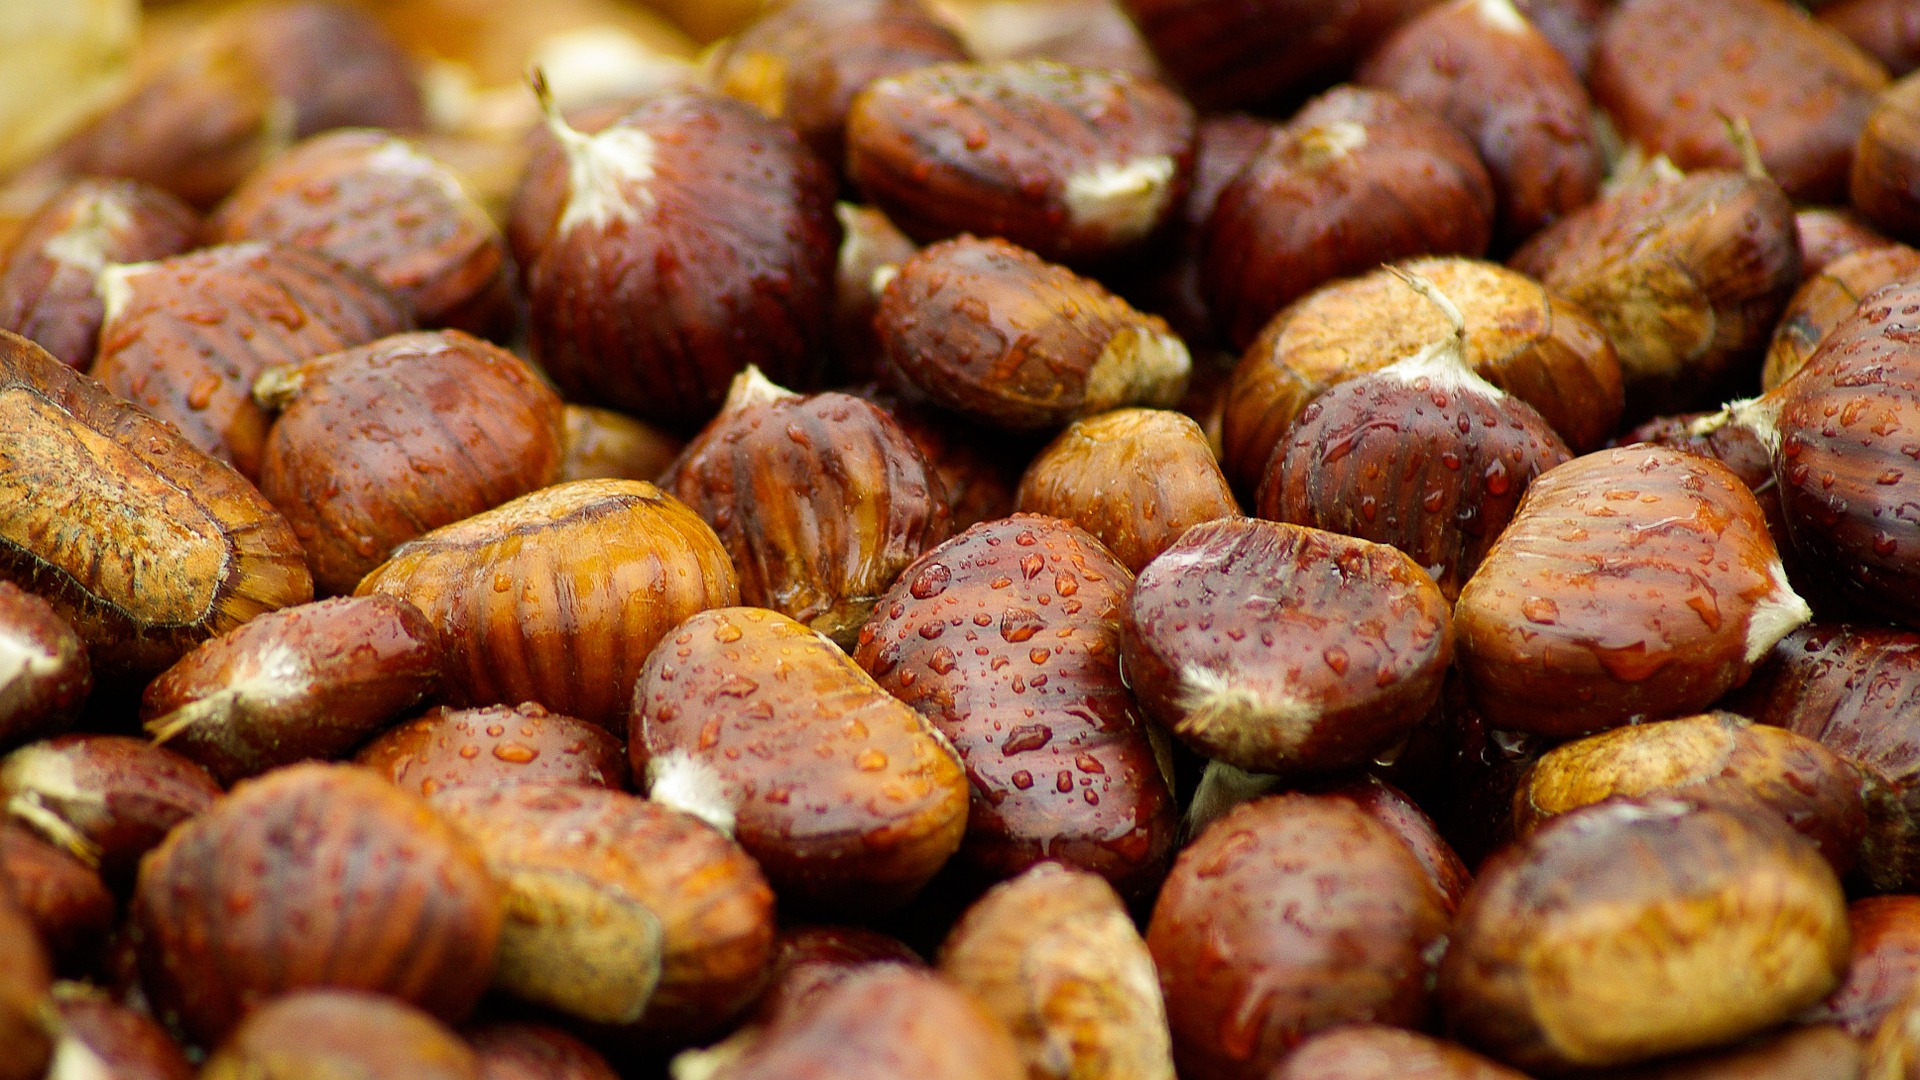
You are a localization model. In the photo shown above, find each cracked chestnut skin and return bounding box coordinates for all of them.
[358,703,628,798]
[854,515,1177,898]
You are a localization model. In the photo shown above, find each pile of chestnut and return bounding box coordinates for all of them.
[8,0,1920,1076]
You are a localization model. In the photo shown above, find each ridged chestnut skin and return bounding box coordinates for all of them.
[1453,445,1811,737]
[1804,896,1920,1037]
[210,130,511,334]
[1854,74,1920,243]
[1222,256,1623,492]
[1511,711,1868,875]
[0,179,197,370]
[91,243,413,479]
[357,480,739,731]
[0,824,113,962]
[1798,206,1897,276]
[139,595,443,784]
[876,235,1192,431]
[1593,0,1888,203]
[711,0,970,173]
[0,581,88,750]
[467,1023,620,1080]
[846,59,1196,264]
[1270,1026,1529,1080]
[50,989,194,1080]
[1510,169,1802,418]
[1205,86,1495,350]
[519,89,840,428]
[662,372,952,647]
[131,763,502,1044]
[558,405,682,485]
[854,515,1178,898]
[256,330,565,596]
[633,607,969,912]
[853,387,1019,530]
[429,783,774,1040]
[1015,408,1239,574]
[1825,0,1920,76]
[0,330,313,677]
[1122,518,1453,775]
[1116,0,1442,111]
[0,893,51,1080]
[1358,0,1604,246]
[1438,798,1851,1073]
[357,703,628,798]
[1147,793,1450,1080]
[198,990,478,1080]
[0,734,220,883]
[1763,244,1920,389]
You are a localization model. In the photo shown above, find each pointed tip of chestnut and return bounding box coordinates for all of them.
[647,748,739,838]
[1748,557,1814,664]
[1084,324,1192,414]
[722,365,801,413]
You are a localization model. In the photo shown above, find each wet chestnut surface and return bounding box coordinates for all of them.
[0,733,220,883]
[357,703,628,797]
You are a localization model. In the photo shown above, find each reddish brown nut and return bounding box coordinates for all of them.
[1804,896,1920,1037]
[357,703,628,798]
[876,236,1191,431]
[139,595,443,785]
[0,581,87,751]
[1515,0,1610,77]
[357,480,739,731]
[939,861,1175,1080]
[1205,86,1494,350]
[1453,446,1810,737]
[198,990,478,1080]
[1147,793,1449,1080]
[1870,988,1920,1080]
[1015,408,1238,574]
[1223,256,1622,493]
[1530,1023,1864,1079]
[254,330,564,596]
[517,82,839,428]
[1116,0,1442,110]
[632,607,968,912]
[831,203,920,382]
[430,783,774,1040]
[857,388,1019,530]
[1511,166,1801,417]
[49,986,193,1080]
[1270,1026,1529,1080]
[0,824,112,962]
[0,893,51,1080]
[1122,518,1451,775]
[1440,798,1851,1073]
[467,1023,619,1080]
[210,130,511,334]
[90,243,413,479]
[847,60,1195,264]
[748,925,924,1026]
[941,0,1161,77]
[131,763,502,1044]
[1764,244,1920,389]
[559,405,682,484]
[663,370,952,646]
[0,179,196,371]
[1852,73,1920,242]
[1824,0,1920,76]
[1358,0,1605,246]
[1258,272,1573,601]
[0,330,313,677]
[1617,409,1802,588]
[855,515,1178,897]
[1592,0,1889,203]
[1321,774,1473,916]
[712,0,970,172]
[1511,711,1869,875]
[0,734,219,883]
[1798,206,1898,276]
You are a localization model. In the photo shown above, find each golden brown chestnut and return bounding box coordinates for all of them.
[1453,446,1810,737]
[939,861,1174,1080]
[254,329,565,596]
[0,824,112,963]
[1804,896,1920,1038]
[0,734,220,883]
[91,242,413,479]
[1870,987,1920,1079]
[1015,408,1238,574]
[1547,1023,1863,1079]
[633,607,968,912]
[1147,793,1450,1080]
[0,581,87,751]
[1439,797,1850,1073]
[48,985,193,1080]
[357,703,628,798]
[0,892,51,1080]
[1270,1026,1528,1080]
[559,405,682,485]
[140,595,443,784]
[875,236,1191,431]
[855,515,1178,897]
[662,369,952,646]
[467,1023,619,1080]
[131,763,502,1044]
[198,990,478,1080]
[1763,244,1920,389]
[1854,73,1920,243]
[0,329,312,677]
[357,479,739,731]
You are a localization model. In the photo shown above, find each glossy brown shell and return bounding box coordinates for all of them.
[1146,793,1449,1080]
[51,990,194,1080]
[1805,896,1920,1038]
[467,1023,620,1080]
[0,733,220,883]
[0,894,50,1080]
[1824,0,1920,76]
[1269,1025,1529,1080]
[854,515,1177,897]
[1853,73,1920,242]
[357,480,739,731]
[0,824,112,961]
[559,405,682,485]
[357,703,628,798]
[1604,1024,1865,1080]
[0,581,89,750]
[1764,243,1920,389]
[198,990,478,1080]
[1798,206,1897,277]
[131,763,502,1044]
[1320,774,1473,917]
[750,925,925,1026]
[0,330,313,676]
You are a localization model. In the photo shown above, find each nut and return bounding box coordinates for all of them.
[91,242,413,479]
[1600,1024,1864,1080]
[0,178,196,370]
[1146,793,1450,1080]
[0,329,313,677]
[632,607,969,912]
[1122,517,1453,775]
[140,594,444,784]
[357,479,739,731]
[559,405,682,485]
[357,703,629,798]
[466,1023,619,1080]
[1853,72,1920,242]
[1822,0,1920,76]
[1269,1026,1528,1080]
[48,985,193,1080]
[849,385,1019,530]
[746,925,925,1028]
[939,0,1162,77]
[1321,774,1473,916]
[846,59,1195,264]
[0,824,112,964]
[0,581,88,751]
[1803,896,1920,1038]
[1764,243,1920,388]
[0,733,220,883]
[1797,205,1897,276]
[1515,0,1610,77]
[0,892,51,1080]
[830,203,919,382]
[198,990,478,1080]
[132,763,502,1044]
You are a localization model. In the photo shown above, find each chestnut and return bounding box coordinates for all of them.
[1270,1025,1528,1080]
[1322,774,1474,916]
[1797,205,1897,276]
[0,734,220,883]
[1596,1024,1865,1079]
[1852,72,1920,242]
[747,925,926,1027]
[467,1023,619,1080]
[48,985,193,1080]
[1763,243,1920,389]
[558,405,682,485]
[1823,0,1920,76]
[1804,896,1920,1038]
[197,990,478,1080]
[357,703,628,798]
[0,892,51,1080]
[0,581,87,751]
[0,824,112,964]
